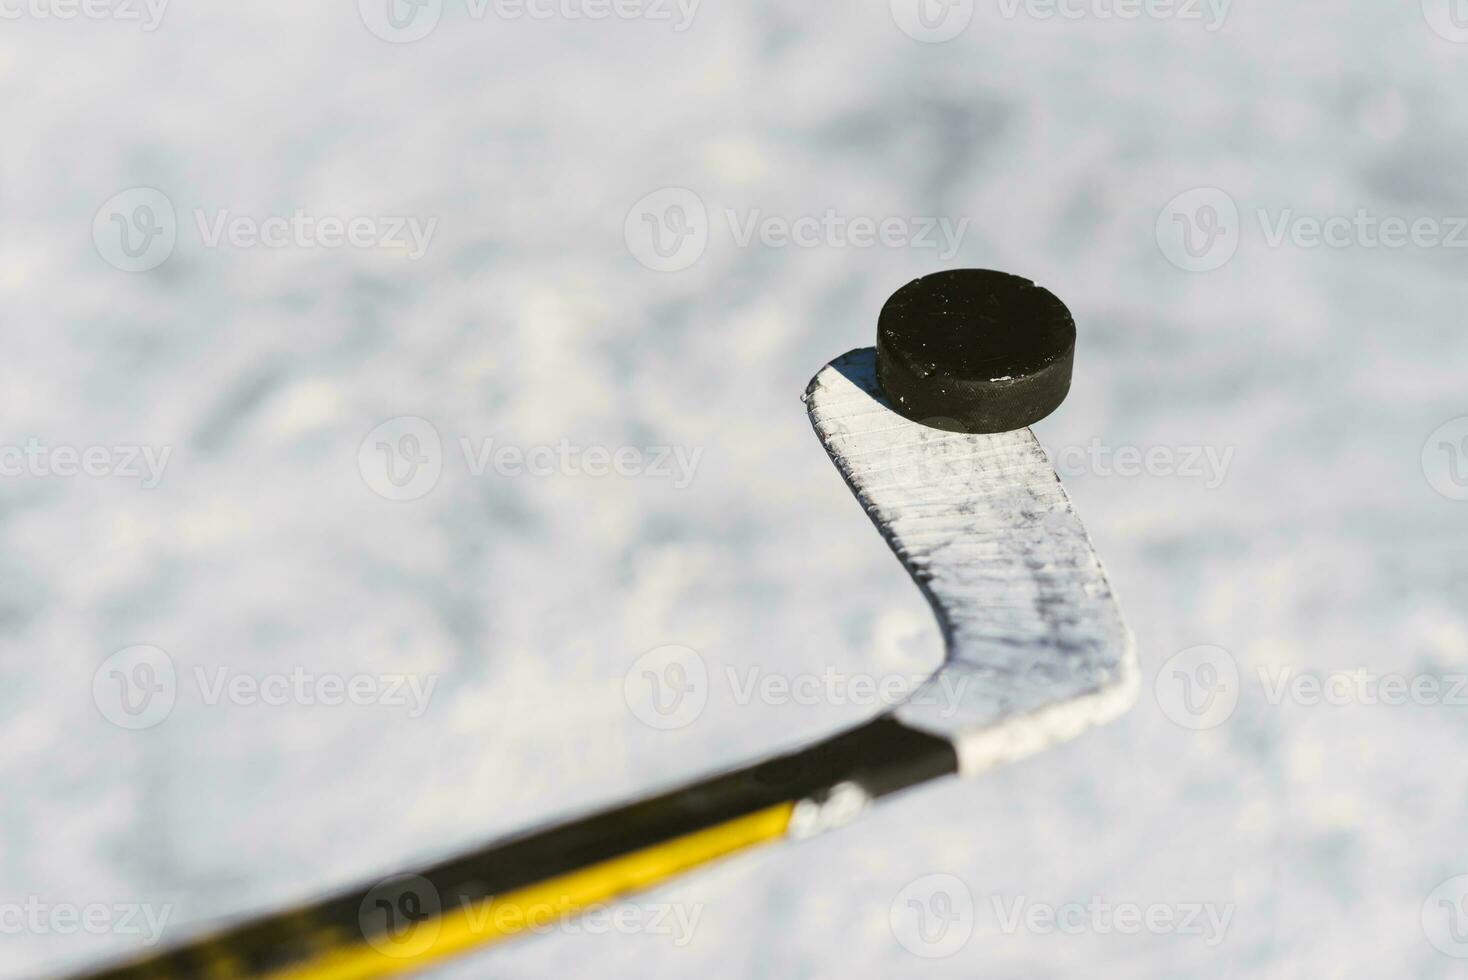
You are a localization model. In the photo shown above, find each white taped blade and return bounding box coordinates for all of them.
[804,349,1137,775]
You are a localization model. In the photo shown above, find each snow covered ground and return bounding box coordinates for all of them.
[2,1,1467,976]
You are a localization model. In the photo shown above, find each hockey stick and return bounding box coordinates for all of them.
[75,273,1136,980]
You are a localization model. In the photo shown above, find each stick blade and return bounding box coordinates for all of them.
[805,349,1137,775]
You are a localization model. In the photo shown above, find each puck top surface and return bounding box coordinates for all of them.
[876,269,1076,433]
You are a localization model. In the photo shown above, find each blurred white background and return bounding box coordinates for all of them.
[2,1,1467,977]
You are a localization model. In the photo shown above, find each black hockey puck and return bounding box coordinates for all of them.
[876,269,1076,434]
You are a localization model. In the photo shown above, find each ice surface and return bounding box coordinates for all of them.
[2,3,1466,977]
